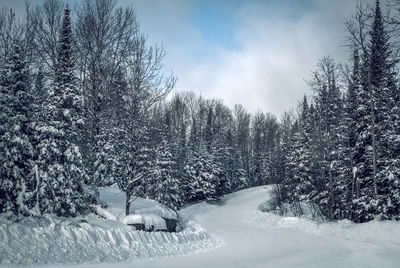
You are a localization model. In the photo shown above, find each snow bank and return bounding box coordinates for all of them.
[247,205,400,246]
[134,206,177,220]
[92,205,117,221]
[97,186,177,220]
[121,214,167,231]
[179,201,219,222]
[0,216,220,265]
[121,214,144,224]
[0,186,224,265]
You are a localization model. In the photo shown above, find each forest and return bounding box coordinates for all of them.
[0,0,399,224]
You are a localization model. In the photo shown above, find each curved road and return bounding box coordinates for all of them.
[130,186,399,268]
[54,186,399,268]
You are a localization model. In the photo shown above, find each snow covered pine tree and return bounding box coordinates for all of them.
[34,6,90,216]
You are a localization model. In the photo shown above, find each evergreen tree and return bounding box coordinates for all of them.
[368,0,400,219]
[213,135,232,197]
[174,123,188,182]
[289,97,314,215]
[0,42,34,215]
[251,112,265,186]
[88,66,128,189]
[274,113,297,214]
[93,132,116,189]
[204,106,214,153]
[34,66,47,107]
[184,145,218,202]
[151,138,181,210]
[35,7,89,216]
[234,105,251,180]
[134,126,153,199]
[343,49,362,219]
[284,120,305,215]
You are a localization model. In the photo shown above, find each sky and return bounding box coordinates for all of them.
[127,0,363,116]
[2,0,368,116]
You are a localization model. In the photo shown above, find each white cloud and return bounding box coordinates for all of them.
[158,0,361,116]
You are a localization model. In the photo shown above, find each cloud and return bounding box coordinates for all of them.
[148,0,361,117]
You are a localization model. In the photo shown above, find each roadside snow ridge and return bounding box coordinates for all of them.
[0,217,221,265]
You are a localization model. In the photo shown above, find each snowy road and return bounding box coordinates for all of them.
[42,186,400,268]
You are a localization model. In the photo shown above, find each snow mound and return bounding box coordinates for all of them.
[247,205,400,246]
[0,216,220,265]
[134,206,177,220]
[92,205,117,221]
[97,186,177,220]
[121,214,144,224]
[121,214,167,231]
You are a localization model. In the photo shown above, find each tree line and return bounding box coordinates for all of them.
[0,0,280,219]
[270,0,400,222]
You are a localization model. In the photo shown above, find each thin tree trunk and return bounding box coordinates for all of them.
[370,91,378,196]
[125,192,131,216]
[329,163,334,220]
[356,179,360,199]
[35,164,41,215]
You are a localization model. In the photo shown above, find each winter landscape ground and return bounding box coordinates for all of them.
[1,186,400,268]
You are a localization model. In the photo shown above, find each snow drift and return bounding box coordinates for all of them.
[0,216,220,265]
[248,201,400,247]
[121,214,167,231]
[0,186,222,265]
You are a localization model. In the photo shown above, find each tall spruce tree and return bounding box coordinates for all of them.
[290,97,313,214]
[184,144,218,202]
[368,0,400,219]
[347,49,361,198]
[134,125,153,199]
[35,7,89,216]
[151,138,181,210]
[251,112,266,187]
[0,42,34,215]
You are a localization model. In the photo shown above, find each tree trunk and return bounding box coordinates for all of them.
[329,163,334,220]
[125,192,131,216]
[370,90,378,196]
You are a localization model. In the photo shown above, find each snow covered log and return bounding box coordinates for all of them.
[121,214,178,232]
[122,214,167,232]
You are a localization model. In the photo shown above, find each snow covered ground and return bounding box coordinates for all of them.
[2,186,400,267]
[0,186,221,266]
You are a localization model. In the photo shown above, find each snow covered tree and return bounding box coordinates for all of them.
[347,48,361,197]
[0,41,35,215]
[34,7,89,216]
[75,0,139,179]
[287,97,314,215]
[92,66,128,190]
[111,29,175,215]
[150,138,181,210]
[210,136,232,197]
[184,145,218,202]
[92,132,116,189]
[234,105,251,180]
[33,66,47,106]
[168,95,190,184]
[340,48,363,220]
[134,126,153,199]
[334,95,354,220]
[271,112,296,214]
[204,106,214,153]
[251,112,266,186]
[262,113,280,185]
[344,0,400,221]
[367,0,400,220]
